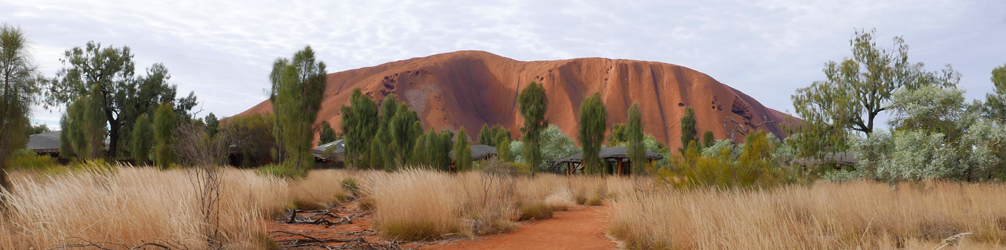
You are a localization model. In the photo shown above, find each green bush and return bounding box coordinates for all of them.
[257,163,308,179]
[378,221,457,241]
[8,149,63,174]
[519,202,554,221]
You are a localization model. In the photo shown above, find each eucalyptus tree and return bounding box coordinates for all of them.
[626,103,646,174]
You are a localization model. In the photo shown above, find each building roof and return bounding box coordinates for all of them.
[312,139,346,159]
[553,146,664,166]
[449,145,498,161]
[27,131,61,153]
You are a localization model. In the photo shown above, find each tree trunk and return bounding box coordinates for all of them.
[107,119,120,159]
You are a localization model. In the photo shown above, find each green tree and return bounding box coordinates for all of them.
[985,63,1006,121]
[518,81,548,175]
[791,29,959,157]
[340,89,379,169]
[60,84,108,160]
[220,113,275,167]
[607,123,627,146]
[496,135,514,162]
[270,46,327,172]
[131,114,153,165]
[626,103,647,175]
[389,103,422,166]
[578,92,607,174]
[680,106,697,153]
[318,121,337,144]
[1,24,43,191]
[204,113,219,139]
[26,123,50,136]
[153,103,176,169]
[453,127,473,172]
[47,41,195,159]
[478,124,511,147]
[702,131,715,148]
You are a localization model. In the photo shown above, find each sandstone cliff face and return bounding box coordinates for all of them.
[239,50,795,150]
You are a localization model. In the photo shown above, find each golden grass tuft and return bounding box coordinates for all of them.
[610,181,1006,250]
[0,165,350,249]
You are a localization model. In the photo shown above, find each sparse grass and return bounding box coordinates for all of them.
[610,181,1006,250]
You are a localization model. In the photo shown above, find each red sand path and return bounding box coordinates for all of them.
[422,205,617,250]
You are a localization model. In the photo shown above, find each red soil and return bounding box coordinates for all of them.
[420,205,616,250]
[238,50,797,149]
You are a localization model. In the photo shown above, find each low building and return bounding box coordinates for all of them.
[552,146,664,176]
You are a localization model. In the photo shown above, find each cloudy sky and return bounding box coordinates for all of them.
[3,0,1005,130]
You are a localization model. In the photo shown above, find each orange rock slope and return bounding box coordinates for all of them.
[238,50,796,150]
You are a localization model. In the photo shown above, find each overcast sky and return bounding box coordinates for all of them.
[3,0,1005,130]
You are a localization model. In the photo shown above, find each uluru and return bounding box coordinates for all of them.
[237,50,794,150]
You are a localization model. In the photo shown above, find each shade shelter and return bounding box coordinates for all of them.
[553,146,664,176]
[448,145,497,172]
[312,139,346,162]
[27,131,61,156]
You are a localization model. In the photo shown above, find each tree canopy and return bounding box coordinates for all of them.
[1,24,43,191]
[578,92,607,174]
[271,46,327,172]
[626,103,646,174]
[47,41,196,159]
[518,81,548,175]
[790,29,959,157]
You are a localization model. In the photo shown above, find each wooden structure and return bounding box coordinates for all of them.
[553,146,664,176]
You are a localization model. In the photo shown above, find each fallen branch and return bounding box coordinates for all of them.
[270,230,364,243]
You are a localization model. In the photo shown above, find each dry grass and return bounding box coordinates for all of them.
[361,168,643,240]
[610,181,1006,250]
[0,165,351,249]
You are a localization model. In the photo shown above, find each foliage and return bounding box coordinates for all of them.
[790,29,959,158]
[661,132,787,189]
[153,103,176,169]
[578,92,607,174]
[512,125,578,172]
[48,41,196,159]
[518,81,548,174]
[842,85,1006,182]
[495,136,514,162]
[412,129,454,171]
[626,103,647,175]
[984,63,1006,121]
[340,89,379,169]
[452,127,473,172]
[388,101,422,167]
[204,113,219,139]
[131,114,153,165]
[318,121,337,144]
[518,202,553,221]
[270,46,326,171]
[607,123,627,146]
[220,113,275,167]
[478,124,511,147]
[7,149,61,175]
[702,131,714,148]
[679,107,697,153]
[60,84,108,160]
[1,24,43,191]
[256,162,307,179]
[26,123,50,136]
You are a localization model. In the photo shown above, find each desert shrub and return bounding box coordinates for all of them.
[660,132,787,189]
[7,149,62,174]
[257,163,307,179]
[584,196,604,206]
[518,202,553,221]
[340,178,359,195]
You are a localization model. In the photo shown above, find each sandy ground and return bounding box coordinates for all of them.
[267,201,617,250]
[419,205,616,250]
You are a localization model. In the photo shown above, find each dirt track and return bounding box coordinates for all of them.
[421,204,616,250]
